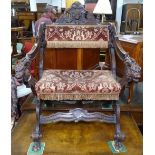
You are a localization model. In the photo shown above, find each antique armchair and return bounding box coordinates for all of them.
[14,2,141,153]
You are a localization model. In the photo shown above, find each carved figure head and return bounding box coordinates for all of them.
[124,55,141,82]
[15,57,31,84]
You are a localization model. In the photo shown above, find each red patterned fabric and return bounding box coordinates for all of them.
[35,70,121,100]
[45,25,109,48]
[46,25,109,41]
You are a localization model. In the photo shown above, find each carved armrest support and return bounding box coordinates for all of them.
[115,38,141,83]
[14,43,38,85]
[13,22,46,96]
[108,24,141,88]
[24,72,37,96]
[124,54,141,82]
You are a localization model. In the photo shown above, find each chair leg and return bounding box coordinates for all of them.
[31,99,42,151]
[128,82,134,104]
[113,101,125,150]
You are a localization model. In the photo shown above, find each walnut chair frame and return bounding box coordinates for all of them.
[14,2,141,153]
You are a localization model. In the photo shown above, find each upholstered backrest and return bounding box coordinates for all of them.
[45,24,109,48]
[43,2,109,49]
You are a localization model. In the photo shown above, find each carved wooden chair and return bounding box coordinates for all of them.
[15,2,141,153]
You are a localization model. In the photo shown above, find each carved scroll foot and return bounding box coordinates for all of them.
[31,131,42,151]
[113,101,125,150]
[31,99,42,151]
[114,132,125,150]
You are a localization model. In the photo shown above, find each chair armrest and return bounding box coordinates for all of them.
[14,43,38,85]
[13,23,46,96]
[108,24,141,88]
[115,37,141,82]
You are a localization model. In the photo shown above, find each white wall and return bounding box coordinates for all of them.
[36,0,52,4]
[116,0,124,33]
[52,0,66,8]
[123,0,143,4]
[30,0,37,11]
[36,0,66,8]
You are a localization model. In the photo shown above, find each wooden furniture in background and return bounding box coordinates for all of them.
[120,3,143,33]
[17,12,36,21]
[11,26,26,75]
[36,3,47,20]
[11,27,24,55]
[118,35,143,78]
[11,0,29,3]
[119,35,143,104]
[11,1,29,13]
[16,12,36,37]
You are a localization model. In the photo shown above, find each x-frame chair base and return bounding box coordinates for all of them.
[31,99,125,152]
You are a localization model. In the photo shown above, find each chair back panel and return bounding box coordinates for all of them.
[45,25,109,48]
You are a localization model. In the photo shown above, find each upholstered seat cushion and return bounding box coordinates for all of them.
[35,70,121,100]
